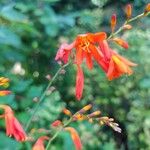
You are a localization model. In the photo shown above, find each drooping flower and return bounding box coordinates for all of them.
[98,40,137,80]
[75,65,84,100]
[0,105,27,141]
[107,52,137,80]
[32,136,49,150]
[65,127,82,150]
[55,42,75,64]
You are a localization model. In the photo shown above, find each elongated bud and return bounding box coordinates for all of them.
[0,90,11,96]
[51,120,62,127]
[112,38,129,49]
[111,13,117,32]
[123,24,132,30]
[87,111,101,118]
[78,104,92,114]
[125,4,132,19]
[144,3,150,14]
[63,108,72,116]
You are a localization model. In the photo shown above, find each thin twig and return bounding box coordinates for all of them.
[25,62,71,131]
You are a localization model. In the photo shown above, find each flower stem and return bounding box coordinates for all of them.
[25,62,71,131]
[45,118,72,150]
[107,12,149,40]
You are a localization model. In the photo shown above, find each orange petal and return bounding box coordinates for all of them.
[75,48,83,65]
[85,52,93,70]
[75,65,84,100]
[93,32,107,42]
[65,127,82,150]
[99,40,111,60]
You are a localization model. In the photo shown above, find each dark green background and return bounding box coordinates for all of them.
[0,0,150,149]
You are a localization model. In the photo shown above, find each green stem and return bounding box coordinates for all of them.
[45,118,72,150]
[25,62,70,131]
[107,12,146,40]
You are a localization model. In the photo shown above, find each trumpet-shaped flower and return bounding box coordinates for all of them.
[0,105,26,141]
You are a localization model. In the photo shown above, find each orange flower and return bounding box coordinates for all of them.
[32,136,49,150]
[112,38,129,49]
[107,52,137,80]
[0,90,11,96]
[0,105,26,141]
[110,13,117,32]
[75,65,84,100]
[74,32,107,69]
[65,127,82,150]
[55,42,75,64]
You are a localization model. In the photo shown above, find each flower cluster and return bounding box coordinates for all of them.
[55,4,140,100]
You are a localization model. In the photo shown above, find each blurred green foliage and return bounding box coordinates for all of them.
[0,0,150,149]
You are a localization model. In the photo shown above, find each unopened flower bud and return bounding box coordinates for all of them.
[144,3,150,14]
[78,104,92,114]
[123,24,132,30]
[111,13,117,32]
[113,38,129,49]
[87,111,101,118]
[125,4,132,19]
[63,108,72,116]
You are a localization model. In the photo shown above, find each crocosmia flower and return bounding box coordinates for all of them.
[107,52,137,80]
[55,31,137,100]
[0,105,27,141]
[32,136,49,150]
[65,127,82,150]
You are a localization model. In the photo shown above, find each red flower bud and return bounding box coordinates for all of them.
[111,13,117,32]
